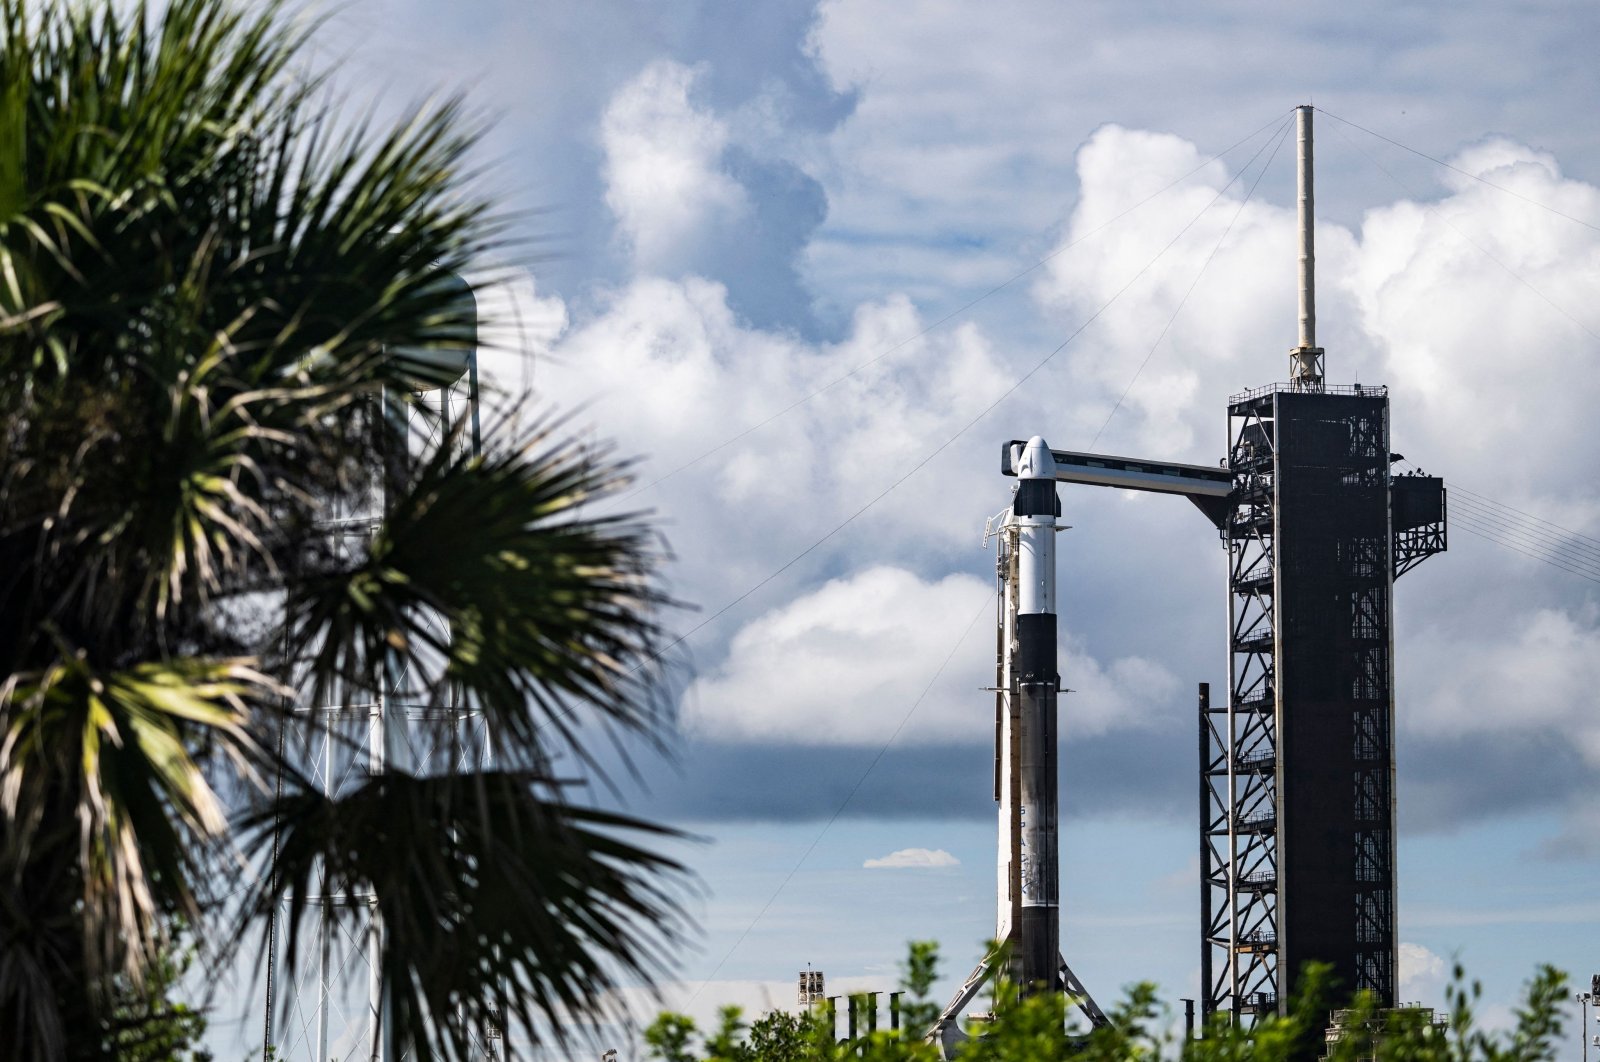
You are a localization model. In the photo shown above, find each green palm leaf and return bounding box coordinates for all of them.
[0,652,269,1054]
[0,1,691,1056]
[285,417,680,767]
[242,769,691,1059]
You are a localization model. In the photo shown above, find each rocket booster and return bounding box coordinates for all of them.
[1012,436,1060,992]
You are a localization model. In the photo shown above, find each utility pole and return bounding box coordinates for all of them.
[1578,986,1594,1062]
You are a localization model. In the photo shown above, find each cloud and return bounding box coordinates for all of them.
[1405,605,1600,766]
[1398,728,1589,835]
[680,566,990,746]
[466,265,569,412]
[679,565,1180,747]
[1030,122,1355,458]
[1398,942,1450,1006]
[538,277,1027,611]
[863,847,959,869]
[1352,141,1600,503]
[598,59,833,333]
[601,60,748,273]
[1531,801,1600,862]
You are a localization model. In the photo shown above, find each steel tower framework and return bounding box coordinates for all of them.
[1200,384,1445,1022]
[265,290,503,1062]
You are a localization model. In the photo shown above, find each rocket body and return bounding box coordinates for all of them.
[1012,437,1060,992]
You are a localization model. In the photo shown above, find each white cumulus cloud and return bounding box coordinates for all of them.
[601,60,748,273]
[680,565,1181,747]
[863,847,959,869]
[681,566,991,746]
[1398,942,1450,1006]
[466,265,568,412]
[537,277,1025,613]
[1408,605,1600,763]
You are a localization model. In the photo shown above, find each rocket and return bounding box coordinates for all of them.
[1012,436,1060,991]
[930,434,1110,1047]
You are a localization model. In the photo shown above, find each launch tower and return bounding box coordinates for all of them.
[1200,108,1447,1020]
[934,106,1447,1052]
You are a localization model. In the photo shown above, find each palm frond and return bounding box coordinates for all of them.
[0,649,270,1033]
[0,0,493,664]
[285,418,680,768]
[0,1,692,1054]
[241,769,692,1059]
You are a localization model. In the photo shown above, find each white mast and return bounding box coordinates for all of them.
[1290,104,1325,391]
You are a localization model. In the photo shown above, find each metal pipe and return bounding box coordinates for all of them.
[1296,105,1315,352]
[1579,992,1592,1062]
[1224,512,1240,1016]
[1013,437,1060,993]
[369,400,397,1062]
[317,702,332,1062]
[1291,105,1324,391]
[468,345,482,457]
[1197,683,1213,1022]
[369,654,386,1060]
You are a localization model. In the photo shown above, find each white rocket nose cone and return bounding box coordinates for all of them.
[1017,436,1056,480]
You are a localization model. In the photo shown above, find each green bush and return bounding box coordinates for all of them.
[644,944,1569,1062]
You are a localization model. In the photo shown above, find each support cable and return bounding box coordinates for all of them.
[1446,480,1600,551]
[622,111,1295,503]
[261,701,287,1061]
[1448,495,1600,579]
[638,120,1300,673]
[1447,511,1600,585]
[1315,108,1600,236]
[1087,115,1295,450]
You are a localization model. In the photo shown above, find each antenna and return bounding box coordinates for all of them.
[1290,104,1325,391]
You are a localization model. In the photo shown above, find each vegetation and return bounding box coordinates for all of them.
[100,928,213,1062]
[645,944,1571,1062]
[0,0,686,1058]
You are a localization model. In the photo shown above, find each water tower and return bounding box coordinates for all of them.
[262,273,501,1061]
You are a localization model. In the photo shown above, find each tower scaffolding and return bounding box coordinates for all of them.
[265,278,503,1062]
[1198,107,1447,1027]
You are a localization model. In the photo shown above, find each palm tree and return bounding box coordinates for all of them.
[0,1,688,1058]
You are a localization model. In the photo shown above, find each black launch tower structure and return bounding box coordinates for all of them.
[1200,382,1445,1021]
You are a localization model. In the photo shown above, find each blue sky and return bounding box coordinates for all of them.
[229,1,1600,1057]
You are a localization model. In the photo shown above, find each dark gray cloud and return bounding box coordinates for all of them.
[592,678,1590,838]
[1398,730,1591,835]
[603,726,1194,825]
